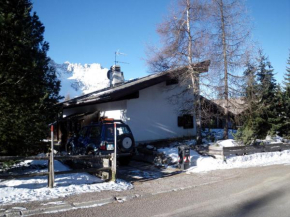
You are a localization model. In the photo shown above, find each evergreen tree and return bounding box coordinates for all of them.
[270,84,285,135]
[283,51,290,89]
[281,51,290,137]
[235,59,258,144]
[236,51,279,143]
[282,90,290,137]
[0,0,62,155]
[253,50,277,137]
[243,60,258,121]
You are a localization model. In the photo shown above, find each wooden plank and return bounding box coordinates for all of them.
[223,146,246,151]
[281,143,290,151]
[0,167,111,180]
[0,155,111,162]
[0,171,49,179]
[208,150,223,156]
[264,145,282,152]
[48,127,55,188]
[224,149,245,156]
[209,142,290,158]
[208,146,223,151]
[244,146,262,152]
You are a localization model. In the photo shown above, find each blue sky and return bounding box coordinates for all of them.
[32,0,290,84]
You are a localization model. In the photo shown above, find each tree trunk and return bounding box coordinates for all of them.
[186,0,202,144]
[220,0,229,139]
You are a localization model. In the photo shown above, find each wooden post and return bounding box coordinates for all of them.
[111,123,117,182]
[48,125,55,188]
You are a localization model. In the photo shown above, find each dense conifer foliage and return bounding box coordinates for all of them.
[0,0,62,155]
[236,51,290,144]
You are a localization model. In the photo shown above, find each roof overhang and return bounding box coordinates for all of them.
[59,61,211,109]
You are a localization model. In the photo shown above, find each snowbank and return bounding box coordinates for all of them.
[0,160,132,205]
[216,139,240,147]
[158,145,290,174]
[187,150,290,173]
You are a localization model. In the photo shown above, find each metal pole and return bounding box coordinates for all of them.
[48,125,55,188]
[111,123,117,182]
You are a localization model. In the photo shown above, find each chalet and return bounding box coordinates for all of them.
[56,61,210,146]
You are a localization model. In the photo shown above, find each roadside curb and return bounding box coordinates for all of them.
[72,197,115,208]
[0,175,239,216]
[0,198,115,217]
[22,204,73,216]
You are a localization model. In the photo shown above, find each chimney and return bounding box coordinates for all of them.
[107,65,125,87]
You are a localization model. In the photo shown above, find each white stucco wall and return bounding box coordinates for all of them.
[100,110,124,120]
[63,100,127,118]
[63,81,196,142]
[126,82,196,142]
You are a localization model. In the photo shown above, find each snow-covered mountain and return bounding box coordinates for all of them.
[50,60,110,100]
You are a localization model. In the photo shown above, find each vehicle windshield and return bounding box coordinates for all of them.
[104,124,131,139]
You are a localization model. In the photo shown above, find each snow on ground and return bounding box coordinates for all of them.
[158,146,290,174]
[0,160,132,205]
[158,128,290,174]
[188,150,290,173]
[216,139,240,147]
[158,147,200,163]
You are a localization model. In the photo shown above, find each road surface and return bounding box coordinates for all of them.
[36,164,290,217]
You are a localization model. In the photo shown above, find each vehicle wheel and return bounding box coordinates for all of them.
[118,134,134,152]
[118,157,131,166]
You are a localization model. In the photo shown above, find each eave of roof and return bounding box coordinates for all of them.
[59,61,210,109]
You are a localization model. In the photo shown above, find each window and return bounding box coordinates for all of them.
[183,115,193,129]
[104,124,131,139]
[117,126,131,136]
[178,115,194,129]
[89,126,101,138]
[105,125,114,139]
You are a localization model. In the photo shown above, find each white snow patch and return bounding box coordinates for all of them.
[187,150,290,173]
[0,160,132,205]
[157,142,290,174]
[216,139,240,147]
[158,147,200,163]
[41,201,66,206]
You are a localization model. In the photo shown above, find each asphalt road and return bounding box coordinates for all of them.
[36,164,290,217]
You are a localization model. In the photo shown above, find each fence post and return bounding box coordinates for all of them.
[48,125,55,188]
[111,123,117,182]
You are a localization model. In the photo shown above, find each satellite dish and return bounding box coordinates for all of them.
[107,70,112,79]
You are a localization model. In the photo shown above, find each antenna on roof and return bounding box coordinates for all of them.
[115,50,129,65]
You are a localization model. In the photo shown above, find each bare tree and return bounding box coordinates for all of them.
[147,0,210,144]
[208,0,252,139]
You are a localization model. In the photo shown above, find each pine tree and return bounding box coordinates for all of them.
[234,59,258,144]
[281,51,290,137]
[253,50,277,138]
[0,0,62,155]
[270,84,285,135]
[243,60,258,121]
[283,51,290,89]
